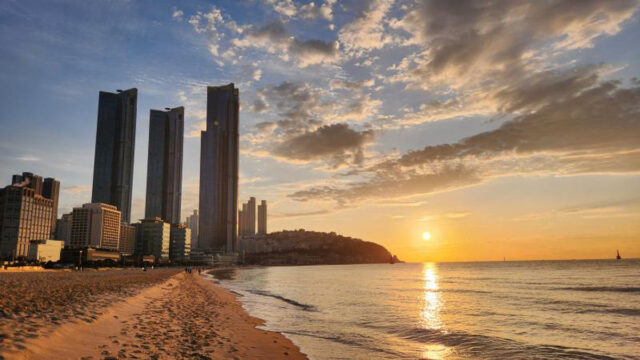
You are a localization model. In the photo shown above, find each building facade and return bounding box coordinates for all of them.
[70,203,121,251]
[247,197,256,235]
[28,239,64,262]
[0,185,54,259]
[91,88,137,223]
[145,107,184,224]
[119,223,137,255]
[136,218,170,261]
[10,172,59,237]
[170,224,191,262]
[55,213,73,246]
[42,178,60,236]
[258,200,267,235]
[185,209,199,249]
[199,84,239,253]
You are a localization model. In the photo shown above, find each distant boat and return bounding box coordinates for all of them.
[616,250,621,260]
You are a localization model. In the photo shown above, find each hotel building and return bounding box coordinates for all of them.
[70,203,121,251]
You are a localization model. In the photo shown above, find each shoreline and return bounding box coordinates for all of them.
[0,270,307,360]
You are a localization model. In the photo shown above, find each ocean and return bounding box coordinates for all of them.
[208,260,640,359]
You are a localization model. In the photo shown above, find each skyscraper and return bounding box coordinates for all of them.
[258,200,267,235]
[91,88,137,223]
[247,197,256,235]
[42,177,60,236]
[199,84,239,253]
[241,202,248,236]
[144,107,184,224]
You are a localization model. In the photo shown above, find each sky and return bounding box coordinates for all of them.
[1,0,639,262]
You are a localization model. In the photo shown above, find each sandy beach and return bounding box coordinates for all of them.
[0,269,306,360]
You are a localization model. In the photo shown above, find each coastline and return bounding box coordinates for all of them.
[0,270,307,360]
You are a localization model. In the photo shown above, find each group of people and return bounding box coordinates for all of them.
[184,267,202,274]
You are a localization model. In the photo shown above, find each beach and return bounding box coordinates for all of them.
[0,269,306,360]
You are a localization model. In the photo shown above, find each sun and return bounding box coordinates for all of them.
[422,232,431,241]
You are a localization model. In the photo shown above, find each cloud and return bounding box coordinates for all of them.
[290,164,480,204]
[290,71,640,203]
[329,78,375,91]
[245,81,378,167]
[253,81,329,133]
[272,123,374,167]
[446,212,470,219]
[339,0,396,55]
[172,9,184,21]
[232,20,339,67]
[15,155,40,162]
[390,0,639,90]
[263,0,336,21]
[391,64,609,127]
[272,209,332,219]
[63,185,91,193]
[512,199,640,221]
[263,0,298,17]
[252,67,262,81]
[299,0,336,21]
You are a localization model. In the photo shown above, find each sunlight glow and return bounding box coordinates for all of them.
[422,232,431,241]
[420,263,441,330]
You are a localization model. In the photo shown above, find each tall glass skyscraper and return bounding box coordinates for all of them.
[145,107,184,224]
[199,84,239,253]
[91,88,137,223]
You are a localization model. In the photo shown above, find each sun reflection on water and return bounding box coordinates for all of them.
[420,263,449,359]
[421,263,441,329]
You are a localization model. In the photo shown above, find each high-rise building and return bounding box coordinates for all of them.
[170,224,191,262]
[135,218,170,261]
[42,178,60,236]
[11,172,59,237]
[199,84,239,253]
[258,200,267,235]
[145,107,184,224]
[70,203,121,251]
[247,197,256,235]
[241,202,248,236]
[91,88,137,223]
[119,223,137,255]
[56,213,73,246]
[185,209,199,249]
[238,197,262,237]
[0,184,54,259]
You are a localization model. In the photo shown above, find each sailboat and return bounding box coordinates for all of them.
[616,250,622,260]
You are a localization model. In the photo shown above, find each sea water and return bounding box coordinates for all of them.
[208,260,640,359]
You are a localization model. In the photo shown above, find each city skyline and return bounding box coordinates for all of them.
[1,1,639,262]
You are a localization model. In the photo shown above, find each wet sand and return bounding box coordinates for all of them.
[0,270,307,360]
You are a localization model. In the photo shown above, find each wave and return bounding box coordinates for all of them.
[535,299,640,316]
[278,329,404,358]
[425,288,491,294]
[396,328,618,360]
[247,290,316,311]
[558,286,640,293]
